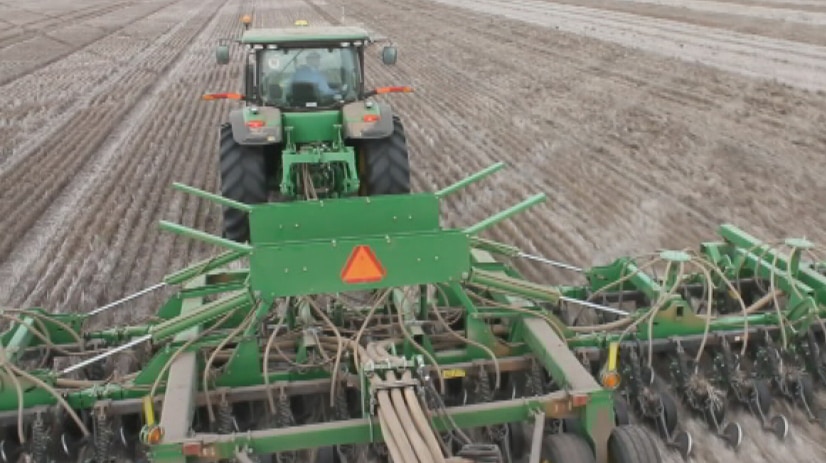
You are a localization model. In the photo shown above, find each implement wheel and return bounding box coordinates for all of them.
[359,115,410,195]
[540,433,596,463]
[219,123,267,243]
[608,425,662,463]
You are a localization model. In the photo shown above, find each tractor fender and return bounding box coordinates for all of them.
[342,101,395,140]
[228,107,283,145]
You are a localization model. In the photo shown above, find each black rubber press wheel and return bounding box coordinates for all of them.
[540,433,596,463]
[608,425,662,463]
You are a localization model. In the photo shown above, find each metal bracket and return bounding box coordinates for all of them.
[371,379,420,392]
[528,410,546,463]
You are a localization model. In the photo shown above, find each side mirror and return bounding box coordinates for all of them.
[381,46,397,65]
[216,45,230,65]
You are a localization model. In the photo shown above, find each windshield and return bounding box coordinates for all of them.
[258,47,361,108]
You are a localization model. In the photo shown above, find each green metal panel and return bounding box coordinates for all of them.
[250,231,469,298]
[283,111,342,144]
[248,194,441,243]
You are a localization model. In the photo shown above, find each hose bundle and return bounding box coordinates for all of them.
[365,340,446,463]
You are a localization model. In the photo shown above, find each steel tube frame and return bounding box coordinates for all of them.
[149,389,581,461]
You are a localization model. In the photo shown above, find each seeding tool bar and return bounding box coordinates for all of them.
[1,162,825,463]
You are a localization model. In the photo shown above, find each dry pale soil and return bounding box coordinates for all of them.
[1,0,826,461]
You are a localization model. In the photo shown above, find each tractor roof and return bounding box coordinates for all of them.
[240,26,372,45]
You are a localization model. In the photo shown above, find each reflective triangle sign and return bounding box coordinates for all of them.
[341,245,386,284]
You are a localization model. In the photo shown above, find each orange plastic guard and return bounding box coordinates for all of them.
[375,86,414,94]
[202,93,243,100]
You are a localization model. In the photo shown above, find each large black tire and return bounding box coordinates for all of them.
[314,446,339,463]
[608,425,662,463]
[219,123,267,243]
[359,115,411,195]
[541,433,596,463]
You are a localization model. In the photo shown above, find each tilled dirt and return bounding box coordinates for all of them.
[1,0,826,461]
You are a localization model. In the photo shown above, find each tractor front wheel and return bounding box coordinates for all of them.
[219,123,267,243]
[359,115,410,195]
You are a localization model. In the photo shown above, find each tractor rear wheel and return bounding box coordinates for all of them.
[219,123,267,243]
[359,115,410,195]
[608,424,662,463]
[540,433,596,463]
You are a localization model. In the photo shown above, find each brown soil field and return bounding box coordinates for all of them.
[1,0,826,461]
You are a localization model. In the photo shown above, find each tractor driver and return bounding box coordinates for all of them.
[290,51,335,99]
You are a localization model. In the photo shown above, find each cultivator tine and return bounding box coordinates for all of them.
[619,345,693,459]
[709,334,790,440]
[747,328,826,428]
[666,338,743,450]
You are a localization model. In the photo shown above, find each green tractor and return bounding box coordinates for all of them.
[209,20,412,243]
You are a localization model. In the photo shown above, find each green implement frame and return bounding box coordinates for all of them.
[1,163,825,463]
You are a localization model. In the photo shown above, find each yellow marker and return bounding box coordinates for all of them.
[600,341,621,389]
[294,19,309,26]
[607,341,618,371]
[143,396,155,426]
[442,369,466,379]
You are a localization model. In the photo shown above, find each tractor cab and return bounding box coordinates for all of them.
[216,23,398,111]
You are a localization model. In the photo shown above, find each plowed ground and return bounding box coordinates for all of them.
[1,0,826,461]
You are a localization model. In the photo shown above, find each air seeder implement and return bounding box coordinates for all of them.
[1,21,825,463]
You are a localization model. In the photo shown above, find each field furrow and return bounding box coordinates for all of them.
[1,0,826,460]
[0,0,230,305]
[428,0,826,92]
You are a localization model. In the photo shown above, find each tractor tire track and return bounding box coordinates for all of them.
[0,0,178,87]
[0,1,197,266]
[0,0,136,50]
[3,0,258,318]
[0,0,229,307]
[529,0,826,47]
[426,0,826,93]
[0,0,193,164]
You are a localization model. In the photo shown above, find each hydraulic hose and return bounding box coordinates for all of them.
[387,371,432,463]
[377,398,408,463]
[376,385,418,463]
[401,370,447,463]
[365,341,447,463]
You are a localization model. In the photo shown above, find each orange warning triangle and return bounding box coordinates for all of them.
[341,245,386,284]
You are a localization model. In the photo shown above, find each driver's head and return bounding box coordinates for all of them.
[306,51,321,69]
